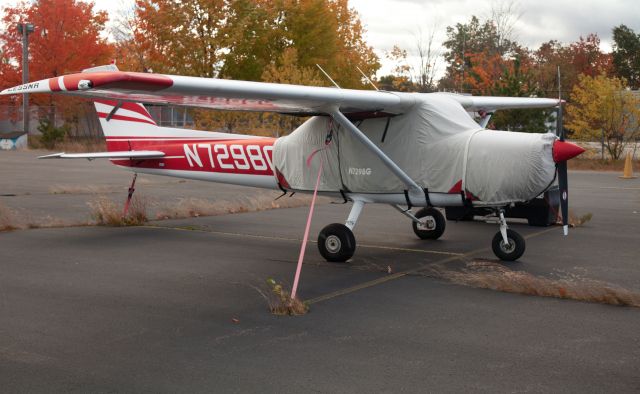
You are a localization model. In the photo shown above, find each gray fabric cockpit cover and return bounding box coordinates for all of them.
[273,94,556,204]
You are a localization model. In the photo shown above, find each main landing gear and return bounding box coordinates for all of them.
[317,200,363,262]
[411,207,446,240]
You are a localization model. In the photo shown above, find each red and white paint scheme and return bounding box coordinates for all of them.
[2,64,584,262]
[93,100,278,190]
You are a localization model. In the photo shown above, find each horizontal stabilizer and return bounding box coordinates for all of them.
[38,151,165,160]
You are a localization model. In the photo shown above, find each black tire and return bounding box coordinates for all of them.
[412,208,446,240]
[491,229,526,261]
[318,223,356,263]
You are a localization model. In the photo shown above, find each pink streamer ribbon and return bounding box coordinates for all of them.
[290,154,324,300]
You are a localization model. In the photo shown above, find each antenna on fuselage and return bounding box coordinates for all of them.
[316,64,341,89]
[356,66,379,91]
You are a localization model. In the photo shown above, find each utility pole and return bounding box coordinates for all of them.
[17,22,34,141]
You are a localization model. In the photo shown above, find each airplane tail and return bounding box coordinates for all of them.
[94,99,158,136]
[83,64,264,154]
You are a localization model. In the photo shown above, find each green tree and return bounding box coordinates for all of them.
[490,55,552,133]
[218,0,284,81]
[566,74,640,160]
[440,15,517,91]
[612,25,640,89]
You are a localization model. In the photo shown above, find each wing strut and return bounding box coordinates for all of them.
[329,109,424,200]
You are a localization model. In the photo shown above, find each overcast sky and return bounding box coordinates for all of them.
[349,0,640,76]
[4,0,640,77]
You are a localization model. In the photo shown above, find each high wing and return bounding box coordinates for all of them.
[0,68,413,116]
[39,151,165,160]
[445,94,562,112]
[0,66,559,116]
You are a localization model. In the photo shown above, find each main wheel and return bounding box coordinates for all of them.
[491,229,526,261]
[318,223,356,262]
[412,207,446,240]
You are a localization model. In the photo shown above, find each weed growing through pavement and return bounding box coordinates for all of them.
[569,211,593,227]
[252,278,309,316]
[88,195,148,226]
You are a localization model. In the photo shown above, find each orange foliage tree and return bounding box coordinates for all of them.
[0,0,113,103]
[531,34,612,97]
[0,0,113,136]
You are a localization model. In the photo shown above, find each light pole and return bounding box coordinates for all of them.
[17,22,34,141]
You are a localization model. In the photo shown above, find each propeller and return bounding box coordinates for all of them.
[554,67,585,235]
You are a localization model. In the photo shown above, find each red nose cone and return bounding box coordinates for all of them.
[553,140,585,163]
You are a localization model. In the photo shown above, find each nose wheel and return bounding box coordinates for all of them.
[491,229,525,261]
[492,210,526,261]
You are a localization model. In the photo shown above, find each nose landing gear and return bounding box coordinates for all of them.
[492,210,525,261]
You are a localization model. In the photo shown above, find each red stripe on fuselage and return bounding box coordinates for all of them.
[108,138,276,177]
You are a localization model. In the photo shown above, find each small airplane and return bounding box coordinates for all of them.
[1,64,584,262]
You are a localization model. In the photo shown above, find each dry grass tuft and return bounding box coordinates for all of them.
[426,260,640,308]
[49,184,115,195]
[0,202,18,231]
[29,135,106,152]
[88,195,148,226]
[252,278,309,316]
[55,139,106,153]
[568,158,631,172]
[569,211,593,227]
[155,193,315,220]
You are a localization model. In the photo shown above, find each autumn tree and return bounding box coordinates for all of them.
[439,15,518,92]
[0,0,113,135]
[260,47,325,135]
[129,0,228,77]
[381,25,441,93]
[612,24,640,89]
[118,0,379,88]
[0,0,113,97]
[114,0,379,134]
[379,45,414,92]
[531,34,611,96]
[325,0,379,88]
[217,0,283,81]
[490,54,552,132]
[566,74,640,160]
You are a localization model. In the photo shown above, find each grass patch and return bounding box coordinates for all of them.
[88,195,149,226]
[155,194,315,220]
[29,135,106,152]
[252,278,309,316]
[425,260,640,308]
[0,202,18,231]
[569,158,633,172]
[49,184,115,195]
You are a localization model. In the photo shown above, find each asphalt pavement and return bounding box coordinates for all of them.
[1,151,639,393]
